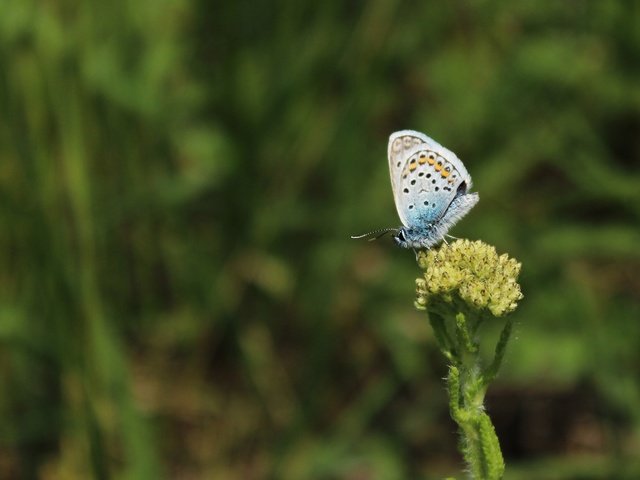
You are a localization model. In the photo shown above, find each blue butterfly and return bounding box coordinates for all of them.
[353,130,479,249]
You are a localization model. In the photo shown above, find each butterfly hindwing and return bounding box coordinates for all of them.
[432,190,479,240]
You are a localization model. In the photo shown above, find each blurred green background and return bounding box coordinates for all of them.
[1,1,639,479]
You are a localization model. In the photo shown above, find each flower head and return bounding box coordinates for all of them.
[415,240,523,317]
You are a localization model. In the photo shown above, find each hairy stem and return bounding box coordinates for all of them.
[445,312,505,480]
[483,316,515,387]
[428,312,456,362]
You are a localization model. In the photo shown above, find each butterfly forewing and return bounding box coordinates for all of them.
[388,131,431,226]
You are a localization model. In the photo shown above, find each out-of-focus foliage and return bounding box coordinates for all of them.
[0,0,639,479]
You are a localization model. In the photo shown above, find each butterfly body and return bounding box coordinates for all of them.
[387,130,479,249]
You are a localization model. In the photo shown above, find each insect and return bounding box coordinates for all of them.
[352,130,479,249]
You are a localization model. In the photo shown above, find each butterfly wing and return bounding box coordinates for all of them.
[389,130,474,228]
[388,130,433,226]
[432,190,479,241]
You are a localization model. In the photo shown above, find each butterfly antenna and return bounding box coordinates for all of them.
[350,228,398,242]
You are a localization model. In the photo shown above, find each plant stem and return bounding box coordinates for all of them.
[483,316,515,387]
[428,312,456,362]
[449,366,505,479]
[445,312,505,480]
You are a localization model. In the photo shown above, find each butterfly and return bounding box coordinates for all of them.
[353,130,479,249]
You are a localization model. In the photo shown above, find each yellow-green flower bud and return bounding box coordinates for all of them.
[415,240,523,317]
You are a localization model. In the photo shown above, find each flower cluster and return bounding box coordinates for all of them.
[415,239,523,317]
